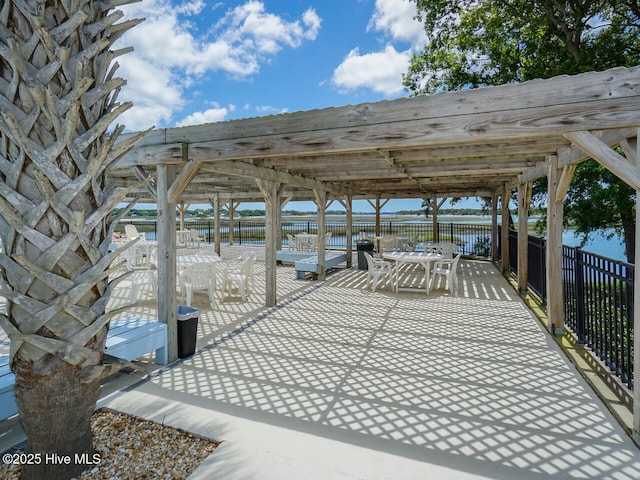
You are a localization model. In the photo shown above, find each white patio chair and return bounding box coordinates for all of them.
[380,236,398,253]
[324,232,332,249]
[430,254,461,294]
[287,234,299,251]
[189,229,206,247]
[124,224,146,241]
[125,245,156,302]
[364,252,393,293]
[221,252,255,302]
[180,262,217,308]
[437,243,456,259]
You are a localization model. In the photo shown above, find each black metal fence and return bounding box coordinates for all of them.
[506,228,634,389]
[117,218,493,255]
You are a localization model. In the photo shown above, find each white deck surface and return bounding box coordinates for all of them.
[2,245,640,479]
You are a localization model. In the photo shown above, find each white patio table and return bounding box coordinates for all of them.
[295,233,317,251]
[382,251,442,294]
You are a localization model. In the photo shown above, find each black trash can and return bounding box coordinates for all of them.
[356,239,375,270]
[176,305,200,358]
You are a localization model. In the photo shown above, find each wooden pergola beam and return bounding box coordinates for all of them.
[564,130,640,190]
[205,160,350,196]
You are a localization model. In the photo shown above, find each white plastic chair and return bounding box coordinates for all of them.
[124,224,146,241]
[436,243,456,259]
[380,236,398,253]
[431,254,461,294]
[189,229,206,247]
[222,252,255,302]
[180,262,217,307]
[324,232,332,249]
[287,234,299,251]
[125,245,156,302]
[364,252,393,292]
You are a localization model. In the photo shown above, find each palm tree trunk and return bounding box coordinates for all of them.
[16,362,100,479]
[0,2,147,479]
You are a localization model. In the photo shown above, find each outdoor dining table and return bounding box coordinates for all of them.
[176,251,220,269]
[382,251,443,294]
[295,233,317,251]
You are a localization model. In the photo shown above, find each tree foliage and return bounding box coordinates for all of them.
[405,0,640,93]
[405,0,640,262]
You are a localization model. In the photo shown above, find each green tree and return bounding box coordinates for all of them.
[406,0,640,262]
[533,159,637,262]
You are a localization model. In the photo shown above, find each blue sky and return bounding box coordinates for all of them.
[116,0,481,212]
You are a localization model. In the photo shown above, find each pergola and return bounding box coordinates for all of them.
[112,66,640,436]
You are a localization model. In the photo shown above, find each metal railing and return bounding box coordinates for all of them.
[506,228,634,389]
[118,219,494,255]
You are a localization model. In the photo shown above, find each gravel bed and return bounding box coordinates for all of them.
[0,409,219,479]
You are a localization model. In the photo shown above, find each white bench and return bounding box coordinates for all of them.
[276,250,315,263]
[0,317,168,422]
[105,317,168,365]
[294,252,348,279]
[0,357,17,421]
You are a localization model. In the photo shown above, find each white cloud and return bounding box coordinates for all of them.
[176,106,230,127]
[330,0,425,97]
[332,46,411,97]
[368,0,427,48]
[255,105,289,115]
[114,1,321,130]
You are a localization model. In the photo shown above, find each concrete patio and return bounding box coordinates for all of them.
[2,245,640,479]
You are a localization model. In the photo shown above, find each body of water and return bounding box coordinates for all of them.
[562,229,628,263]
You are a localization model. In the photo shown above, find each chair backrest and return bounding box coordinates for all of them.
[380,236,397,252]
[439,243,455,259]
[363,252,375,270]
[239,250,254,262]
[182,262,216,287]
[450,254,462,272]
[190,229,202,240]
[242,252,256,275]
[125,225,143,240]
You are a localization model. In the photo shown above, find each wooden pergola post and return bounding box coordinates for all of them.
[517,181,531,293]
[339,195,353,268]
[424,197,446,242]
[228,201,237,245]
[256,180,280,306]
[313,189,327,280]
[546,155,565,335]
[501,183,510,274]
[490,194,498,262]
[628,129,640,446]
[177,202,188,231]
[211,194,221,256]
[156,164,178,362]
[367,196,389,239]
[279,195,292,250]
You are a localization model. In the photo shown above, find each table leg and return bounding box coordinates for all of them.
[394,260,400,293]
[422,261,431,294]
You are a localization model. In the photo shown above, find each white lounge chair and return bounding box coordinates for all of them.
[124,224,146,241]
